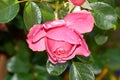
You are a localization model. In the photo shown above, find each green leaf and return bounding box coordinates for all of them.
[87,64,102,75]
[77,55,101,74]
[11,73,33,80]
[24,2,41,30]
[90,2,117,30]
[7,56,31,73]
[46,61,68,76]
[95,34,108,45]
[0,0,19,23]
[76,55,93,64]
[70,62,95,80]
[37,3,54,22]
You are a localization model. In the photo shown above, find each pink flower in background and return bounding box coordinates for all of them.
[26,10,94,64]
[0,24,7,30]
[68,0,85,6]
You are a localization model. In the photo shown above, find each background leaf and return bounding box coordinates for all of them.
[7,56,31,73]
[90,2,117,30]
[23,2,42,30]
[0,0,19,23]
[11,73,33,80]
[115,7,120,19]
[34,65,48,80]
[103,48,120,70]
[95,34,108,45]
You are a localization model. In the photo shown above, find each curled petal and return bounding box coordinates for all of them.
[27,38,46,51]
[64,10,94,34]
[43,20,66,29]
[74,35,90,57]
[26,24,46,51]
[68,0,85,6]
[46,27,80,44]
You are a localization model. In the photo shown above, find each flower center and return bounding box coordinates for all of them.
[56,47,65,55]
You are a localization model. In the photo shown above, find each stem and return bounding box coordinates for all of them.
[54,9,59,20]
[54,0,59,20]
[96,67,108,80]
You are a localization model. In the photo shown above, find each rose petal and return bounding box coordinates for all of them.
[74,35,90,57]
[64,10,94,34]
[26,24,46,51]
[68,0,85,6]
[43,20,66,29]
[46,27,80,44]
[27,38,46,51]
[46,38,76,64]
[46,38,73,53]
[32,28,46,42]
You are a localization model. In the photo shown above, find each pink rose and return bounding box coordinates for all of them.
[45,24,90,64]
[68,0,85,6]
[26,10,94,64]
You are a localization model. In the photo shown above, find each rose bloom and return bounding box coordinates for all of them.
[68,0,85,6]
[26,10,94,64]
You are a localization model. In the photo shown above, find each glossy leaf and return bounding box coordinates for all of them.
[37,3,54,22]
[77,55,93,64]
[46,61,68,76]
[90,2,117,30]
[70,62,95,80]
[87,64,102,75]
[0,0,19,23]
[95,34,108,45]
[7,56,31,73]
[24,2,41,30]
[11,73,33,80]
